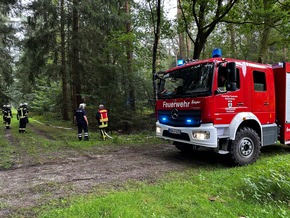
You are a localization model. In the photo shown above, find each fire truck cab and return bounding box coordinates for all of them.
[154,50,290,165]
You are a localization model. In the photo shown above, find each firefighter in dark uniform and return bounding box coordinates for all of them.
[17,103,29,133]
[3,104,13,129]
[74,103,89,141]
[96,104,108,140]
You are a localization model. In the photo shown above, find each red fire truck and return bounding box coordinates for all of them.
[154,49,290,165]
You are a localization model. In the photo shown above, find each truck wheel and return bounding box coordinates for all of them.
[230,127,261,166]
[174,142,193,153]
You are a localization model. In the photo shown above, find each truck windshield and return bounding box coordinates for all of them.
[157,63,214,99]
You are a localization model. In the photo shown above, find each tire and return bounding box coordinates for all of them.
[230,127,261,166]
[174,142,194,153]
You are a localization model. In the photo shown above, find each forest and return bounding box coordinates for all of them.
[1,0,290,131]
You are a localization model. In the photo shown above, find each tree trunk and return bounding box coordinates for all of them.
[178,0,238,59]
[257,0,272,63]
[257,25,270,63]
[193,32,207,59]
[60,0,69,120]
[125,0,135,111]
[71,0,82,114]
[229,23,236,58]
[152,0,161,103]
[177,0,187,59]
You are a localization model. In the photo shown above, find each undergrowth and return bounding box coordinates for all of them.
[237,158,290,206]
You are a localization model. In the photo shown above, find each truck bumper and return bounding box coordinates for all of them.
[156,121,218,148]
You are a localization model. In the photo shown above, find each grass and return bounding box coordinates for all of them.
[0,137,15,170]
[1,112,290,217]
[39,154,290,218]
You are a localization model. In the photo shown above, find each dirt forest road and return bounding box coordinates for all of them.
[0,123,226,217]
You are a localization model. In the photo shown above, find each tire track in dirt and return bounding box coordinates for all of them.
[3,127,36,170]
[28,123,56,141]
[1,122,225,217]
[4,128,20,146]
[0,144,198,217]
[3,124,58,170]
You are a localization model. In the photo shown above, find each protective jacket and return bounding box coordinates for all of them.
[96,109,108,128]
[17,107,28,119]
[4,109,12,119]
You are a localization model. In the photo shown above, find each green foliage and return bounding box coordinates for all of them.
[238,160,290,205]
[109,110,155,133]
[211,0,290,62]
[29,78,62,114]
[0,1,19,105]
[2,0,290,117]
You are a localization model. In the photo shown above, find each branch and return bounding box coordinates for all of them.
[192,0,198,27]
[221,19,286,33]
[177,0,195,43]
[148,1,156,35]
[202,0,238,31]
[276,0,290,9]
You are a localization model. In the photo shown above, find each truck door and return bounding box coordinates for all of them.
[251,70,272,124]
[214,66,247,125]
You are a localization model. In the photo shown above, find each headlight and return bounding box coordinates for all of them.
[156,127,161,134]
[192,131,210,140]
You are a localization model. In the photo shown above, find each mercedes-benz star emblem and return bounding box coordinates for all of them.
[171,108,179,119]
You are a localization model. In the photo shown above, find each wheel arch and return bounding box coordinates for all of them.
[227,112,263,146]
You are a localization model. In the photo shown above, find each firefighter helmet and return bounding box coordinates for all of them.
[79,103,86,109]
[99,104,104,109]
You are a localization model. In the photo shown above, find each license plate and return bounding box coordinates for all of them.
[169,128,181,135]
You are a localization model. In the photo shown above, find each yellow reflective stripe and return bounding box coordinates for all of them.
[99,122,108,128]
[100,118,108,122]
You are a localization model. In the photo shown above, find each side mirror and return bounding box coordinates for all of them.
[227,62,237,81]
[228,82,237,91]
[227,62,237,91]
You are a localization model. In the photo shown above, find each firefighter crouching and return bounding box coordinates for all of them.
[96,104,109,140]
[3,104,13,129]
[17,103,29,133]
[74,103,89,141]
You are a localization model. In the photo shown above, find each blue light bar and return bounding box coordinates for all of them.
[212,48,222,58]
[177,59,185,66]
[186,119,192,124]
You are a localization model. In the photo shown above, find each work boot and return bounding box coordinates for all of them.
[78,137,82,141]
[84,136,89,141]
